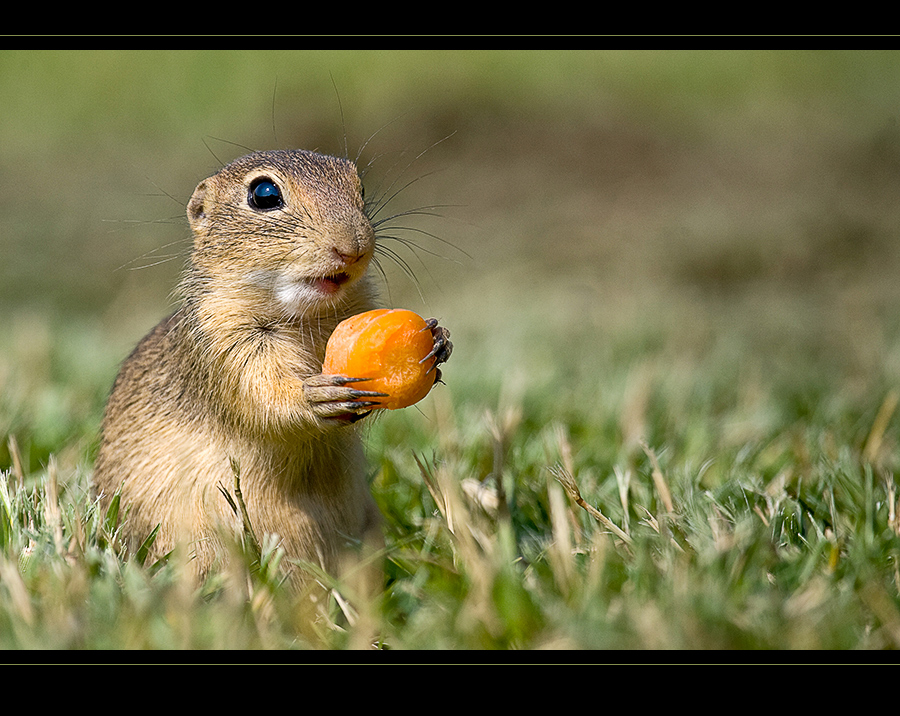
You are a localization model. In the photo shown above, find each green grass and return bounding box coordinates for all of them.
[3,50,900,651]
[2,308,900,650]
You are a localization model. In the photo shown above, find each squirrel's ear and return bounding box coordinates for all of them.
[187,180,209,230]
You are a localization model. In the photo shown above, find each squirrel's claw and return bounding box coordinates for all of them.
[421,318,452,373]
[304,373,386,422]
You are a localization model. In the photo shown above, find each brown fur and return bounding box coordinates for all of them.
[94,150,394,585]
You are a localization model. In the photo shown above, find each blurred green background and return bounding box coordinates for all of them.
[3,49,900,469]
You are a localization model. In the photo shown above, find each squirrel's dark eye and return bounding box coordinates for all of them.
[248,178,283,211]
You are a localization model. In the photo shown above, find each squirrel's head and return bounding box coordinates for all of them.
[186,149,375,317]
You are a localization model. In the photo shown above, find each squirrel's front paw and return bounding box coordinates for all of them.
[303,374,386,423]
[422,318,452,382]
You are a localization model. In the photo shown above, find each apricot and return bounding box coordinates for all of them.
[323,308,438,410]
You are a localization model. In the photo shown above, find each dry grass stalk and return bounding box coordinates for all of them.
[641,440,674,514]
[547,480,575,594]
[884,470,899,591]
[484,407,520,523]
[44,456,64,558]
[614,466,632,535]
[546,424,586,547]
[550,463,632,544]
[864,390,899,465]
[414,453,507,638]
[415,453,487,561]
[7,435,25,490]
[0,555,34,626]
[415,453,455,535]
[753,504,771,527]
[230,457,259,557]
[217,457,260,559]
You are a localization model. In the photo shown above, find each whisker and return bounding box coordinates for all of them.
[126,255,183,270]
[362,151,414,216]
[329,72,349,160]
[203,135,259,164]
[367,169,447,223]
[369,256,396,306]
[362,130,456,222]
[354,112,408,166]
[377,235,433,269]
[377,232,459,266]
[376,240,440,292]
[370,203,461,227]
[115,236,192,272]
[374,244,426,295]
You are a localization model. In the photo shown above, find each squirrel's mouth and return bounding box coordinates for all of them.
[269,270,355,316]
[312,271,351,295]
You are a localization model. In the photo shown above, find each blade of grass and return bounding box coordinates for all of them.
[134,523,161,567]
[103,486,122,538]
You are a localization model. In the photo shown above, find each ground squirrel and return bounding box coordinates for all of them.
[93,149,451,586]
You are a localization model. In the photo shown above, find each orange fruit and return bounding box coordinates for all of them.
[323,309,438,410]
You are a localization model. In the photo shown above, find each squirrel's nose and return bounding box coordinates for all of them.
[333,245,365,266]
[329,220,374,267]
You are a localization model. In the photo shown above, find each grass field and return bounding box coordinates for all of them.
[3,50,900,652]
